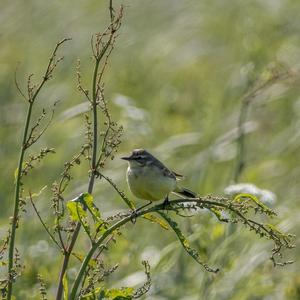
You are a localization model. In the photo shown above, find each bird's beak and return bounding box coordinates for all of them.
[121,156,131,161]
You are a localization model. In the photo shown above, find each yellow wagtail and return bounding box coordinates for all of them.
[122,149,196,207]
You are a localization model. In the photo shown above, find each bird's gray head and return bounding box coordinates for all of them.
[121,149,152,167]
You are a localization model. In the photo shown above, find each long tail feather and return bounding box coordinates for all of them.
[174,187,197,198]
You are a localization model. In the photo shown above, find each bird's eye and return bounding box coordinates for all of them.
[135,156,142,160]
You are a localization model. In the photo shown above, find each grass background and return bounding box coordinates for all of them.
[0,0,299,299]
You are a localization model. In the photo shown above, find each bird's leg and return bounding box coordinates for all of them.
[136,200,153,212]
[130,200,152,224]
[162,195,170,209]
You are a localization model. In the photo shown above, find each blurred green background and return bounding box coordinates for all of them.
[0,0,300,299]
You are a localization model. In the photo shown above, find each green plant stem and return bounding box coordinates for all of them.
[69,193,292,299]
[6,38,69,300]
[55,58,100,300]
[7,57,57,298]
[69,205,158,299]
[233,70,292,183]
[56,12,121,299]
[7,102,34,300]
[69,198,219,298]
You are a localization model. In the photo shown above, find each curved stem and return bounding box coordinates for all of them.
[69,193,287,298]
[69,198,223,298]
[69,205,157,299]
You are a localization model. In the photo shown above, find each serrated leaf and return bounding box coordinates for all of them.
[158,211,218,273]
[143,213,169,230]
[106,287,134,299]
[67,201,87,221]
[82,192,102,221]
[82,193,93,205]
[81,193,108,235]
[81,287,134,300]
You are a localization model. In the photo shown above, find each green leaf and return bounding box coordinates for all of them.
[82,193,108,235]
[143,213,169,230]
[82,192,102,221]
[67,201,87,222]
[81,287,134,300]
[158,211,219,273]
[62,273,68,300]
[233,193,276,216]
[106,287,134,299]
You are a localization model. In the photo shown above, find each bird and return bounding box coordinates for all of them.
[122,149,196,208]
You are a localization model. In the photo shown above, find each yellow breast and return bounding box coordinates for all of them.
[126,165,176,201]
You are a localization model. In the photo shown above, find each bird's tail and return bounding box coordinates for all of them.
[174,187,197,198]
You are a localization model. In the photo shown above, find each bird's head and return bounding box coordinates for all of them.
[121,149,152,167]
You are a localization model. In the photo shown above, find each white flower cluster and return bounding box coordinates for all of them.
[224,183,277,206]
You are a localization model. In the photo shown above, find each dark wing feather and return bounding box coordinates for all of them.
[148,154,176,180]
[145,150,184,180]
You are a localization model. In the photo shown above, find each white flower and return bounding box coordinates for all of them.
[224,183,277,205]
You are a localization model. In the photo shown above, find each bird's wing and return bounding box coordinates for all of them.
[150,157,176,180]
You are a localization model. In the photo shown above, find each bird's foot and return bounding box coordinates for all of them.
[130,209,138,224]
[162,196,170,210]
[130,201,152,224]
[136,201,152,212]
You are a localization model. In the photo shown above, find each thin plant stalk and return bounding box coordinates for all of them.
[55,57,101,300]
[7,38,70,300]
[68,195,294,298]
[56,5,123,298]
[69,205,157,299]
[233,69,293,182]
[7,102,34,300]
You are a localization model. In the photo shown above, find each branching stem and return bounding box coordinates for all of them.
[7,38,70,300]
[69,195,294,298]
[55,4,123,299]
[55,55,101,300]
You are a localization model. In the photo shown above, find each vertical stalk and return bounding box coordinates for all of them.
[69,210,146,299]
[7,102,33,299]
[233,72,290,183]
[6,37,69,300]
[56,6,122,297]
[234,99,249,183]
[56,58,100,300]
